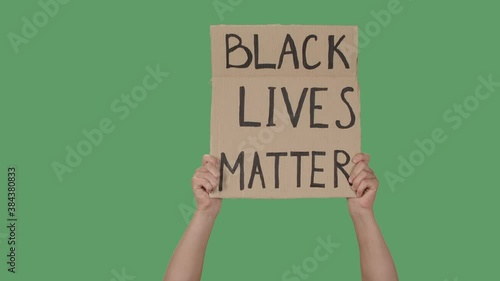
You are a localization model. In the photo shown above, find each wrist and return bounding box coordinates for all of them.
[349,208,375,222]
[194,209,219,222]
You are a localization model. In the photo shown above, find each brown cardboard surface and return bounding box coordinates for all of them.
[210,25,359,198]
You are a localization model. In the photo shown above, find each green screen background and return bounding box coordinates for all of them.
[1,1,498,280]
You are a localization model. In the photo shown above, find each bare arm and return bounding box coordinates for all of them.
[164,155,221,281]
[348,153,398,281]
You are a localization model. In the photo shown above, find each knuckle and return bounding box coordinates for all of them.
[353,177,360,186]
[191,177,197,186]
[360,179,369,187]
[354,178,362,187]
[203,154,216,163]
[356,162,367,170]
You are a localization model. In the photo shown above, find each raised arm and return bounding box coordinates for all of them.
[347,153,398,281]
[164,155,222,281]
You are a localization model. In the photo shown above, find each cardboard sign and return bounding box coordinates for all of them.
[210,25,359,198]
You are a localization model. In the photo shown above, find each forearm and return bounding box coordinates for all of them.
[350,210,398,281]
[164,211,217,281]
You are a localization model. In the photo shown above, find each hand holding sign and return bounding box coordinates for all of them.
[191,155,222,216]
[347,153,379,215]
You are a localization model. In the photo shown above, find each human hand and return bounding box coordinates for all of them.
[191,154,222,217]
[347,153,379,216]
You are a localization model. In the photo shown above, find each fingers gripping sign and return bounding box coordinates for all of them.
[347,153,379,212]
[191,155,222,216]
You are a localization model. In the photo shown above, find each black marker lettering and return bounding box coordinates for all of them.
[266,152,288,188]
[248,152,266,189]
[334,150,351,188]
[278,34,299,69]
[239,86,261,127]
[310,151,326,188]
[328,35,350,69]
[336,86,356,129]
[310,87,329,128]
[282,87,308,128]
[291,151,309,187]
[302,35,321,70]
[226,34,252,69]
[266,87,276,127]
[254,34,276,69]
[220,152,245,191]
